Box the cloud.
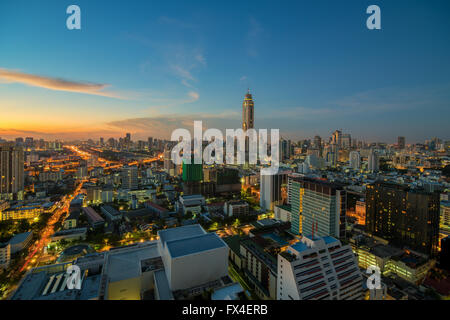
[188,91,200,101]
[246,17,264,57]
[195,54,206,66]
[240,75,247,82]
[106,111,240,140]
[0,68,122,99]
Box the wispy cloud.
[106,111,240,139]
[0,68,123,99]
[246,17,264,57]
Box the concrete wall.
[169,247,229,291]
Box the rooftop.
[101,205,121,216]
[158,224,205,247]
[82,207,104,223]
[106,242,160,283]
[167,233,227,258]
[9,232,32,245]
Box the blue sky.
[0,0,449,143]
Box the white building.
[349,151,361,170]
[260,170,289,212]
[274,205,291,223]
[0,243,11,270]
[277,235,363,300]
[8,231,33,254]
[158,224,229,291]
[367,150,379,172]
[224,200,249,217]
[177,194,205,215]
[14,224,233,300]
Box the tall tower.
[0,143,24,200]
[242,89,254,131]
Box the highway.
[18,181,85,273]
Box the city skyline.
[1,0,450,143]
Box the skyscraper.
[121,165,138,190]
[366,181,440,257]
[242,89,254,131]
[0,143,24,200]
[331,130,342,147]
[398,136,406,149]
[313,135,322,150]
[367,150,379,172]
[289,177,346,239]
[260,170,289,212]
[181,159,203,182]
[289,178,304,235]
[349,151,361,170]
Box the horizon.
[1,0,450,143]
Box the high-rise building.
[398,136,406,149]
[331,130,342,147]
[281,139,291,162]
[289,178,304,235]
[277,235,363,300]
[298,177,347,239]
[349,151,361,170]
[260,170,289,212]
[163,149,175,173]
[0,143,24,200]
[148,137,153,149]
[313,135,322,150]
[121,165,138,190]
[366,181,440,257]
[242,89,255,164]
[24,137,34,149]
[341,134,351,149]
[367,150,379,172]
[242,89,254,131]
[441,237,450,270]
[182,159,203,182]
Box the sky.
[0,0,449,143]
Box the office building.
[224,200,249,217]
[8,231,33,254]
[366,181,440,257]
[440,200,450,232]
[289,177,346,239]
[398,136,406,150]
[0,243,11,270]
[101,205,122,223]
[182,158,203,182]
[260,170,289,212]
[82,207,105,229]
[349,151,361,170]
[367,150,379,172]
[277,235,363,300]
[177,194,205,215]
[0,143,24,200]
[121,166,138,190]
